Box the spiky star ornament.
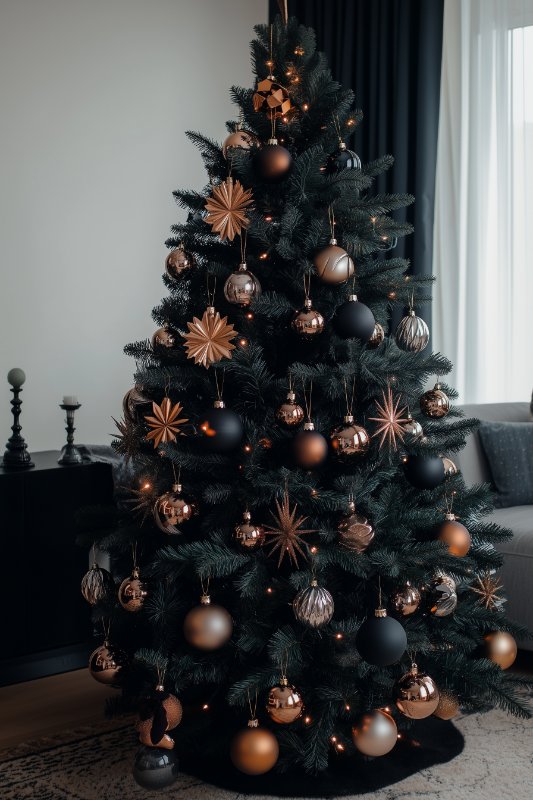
[112,416,143,464]
[144,398,188,448]
[470,574,505,610]
[263,487,316,567]
[183,306,237,367]
[204,177,253,241]
[122,480,159,524]
[369,386,409,450]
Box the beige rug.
[0,706,532,800]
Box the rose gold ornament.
[291,297,325,337]
[482,631,517,669]
[402,412,424,442]
[123,385,150,423]
[368,322,385,348]
[144,398,188,448]
[183,592,233,650]
[276,389,304,427]
[434,690,460,720]
[118,566,148,612]
[89,640,127,686]
[293,579,334,628]
[442,456,458,478]
[420,383,450,418]
[230,718,279,775]
[254,138,292,182]
[352,708,398,757]
[369,386,408,450]
[81,562,114,605]
[151,326,175,349]
[338,499,374,554]
[266,675,304,724]
[427,575,457,617]
[252,77,292,119]
[136,685,183,747]
[263,487,316,568]
[204,177,253,242]
[330,414,370,458]
[437,513,471,557]
[223,262,261,306]
[222,128,259,159]
[165,246,195,279]
[293,421,329,469]
[395,663,440,719]
[138,730,175,749]
[395,308,430,352]
[391,581,421,616]
[234,510,265,550]
[153,483,195,534]
[313,239,355,285]
[182,306,236,367]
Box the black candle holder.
[2,368,34,470]
[58,403,84,465]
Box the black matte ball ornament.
[333,294,375,340]
[254,138,292,182]
[404,454,445,490]
[132,745,180,790]
[326,141,361,173]
[198,400,243,453]
[355,608,407,666]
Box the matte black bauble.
[198,401,243,453]
[355,608,407,666]
[132,745,180,790]
[326,141,361,173]
[254,138,292,182]
[404,454,445,490]
[333,294,375,340]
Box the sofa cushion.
[491,506,533,556]
[478,421,533,507]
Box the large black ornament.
[333,294,375,340]
[132,745,180,790]
[355,608,407,666]
[326,141,361,173]
[404,454,445,490]
[198,400,243,453]
[254,138,292,182]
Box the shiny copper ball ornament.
[153,483,194,535]
[252,78,292,119]
[395,663,440,719]
[222,128,259,158]
[230,719,279,775]
[118,567,148,612]
[292,421,328,469]
[437,513,471,557]
[276,389,304,427]
[89,641,127,686]
[81,562,114,605]
[395,309,430,352]
[391,581,421,616]
[338,499,374,554]
[223,262,262,306]
[442,456,459,478]
[434,690,460,720]
[420,383,450,418]
[291,299,325,337]
[482,631,517,670]
[367,322,385,349]
[330,414,370,458]
[352,708,398,757]
[183,593,233,650]
[266,676,304,724]
[313,239,355,285]
[151,326,175,349]
[165,247,195,279]
[254,138,292,182]
[402,412,424,443]
[427,575,458,617]
[234,510,265,550]
[293,579,334,628]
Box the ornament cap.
[408,308,416,317]
[206,305,216,317]
[172,483,182,493]
[410,662,419,675]
[155,684,165,692]
[304,297,313,310]
[287,390,296,402]
[339,141,347,151]
[329,237,338,246]
[248,717,260,728]
[213,399,225,409]
[200,593,211,605]
[374,607,388,618]
[238,262,248,272]
[267,137,278,146]
[445,512,457,521]
[434,382,442,389]
[243,510,252,522]
[303,421,315,431]
[310,579,318,587]
[132,566,140,579]
[348,293,358,302]
[347,499,356,513]
[279,675,289,687]
[344,413,355,424]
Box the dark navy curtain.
[269,0,444,323]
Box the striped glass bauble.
[293,580,334,628]
[81,562,114,606]
[395,309,429,352]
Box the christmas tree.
[82,15,530,787]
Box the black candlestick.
[3,368,34,470]
[58,403,84,465]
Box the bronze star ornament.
[204,177,253,241]
[369,386,409,450]
[112,416,143,464]
[122,480,159,524]
[144,397,188,448]
[182,306,237,368]
[470,574,504,610]
[263,487,317,568]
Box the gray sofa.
[457,402,533,649]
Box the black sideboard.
[0,451,113,686]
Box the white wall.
[0,0,265,453]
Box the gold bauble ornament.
[330,414,370,458]
[222,128,259,158]
[313,239,355,285]
[165,246,195,279]
[151,326,175,349]
[482,631,517,670]
[352,708,398,757]
[183,593,233,650]
[276,389,304,427]
[434,690,460,720]
[252,77,292,119]
[291,298,325,337]
[118,566,148,612]
[368,322,385,349]
[89,641,127,686]
[437,513,471,557]
[420,383,450,418]
[395,663,439,719]
[153,483,195,535]
[234,510,265,550]
[230,718,279,775]
[223,262,261,306]
[338,499,374,554]
[391,581,421,616]
[266,675,304,724]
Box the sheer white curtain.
[433,0,533,403]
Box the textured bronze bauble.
[81,562,114,605]
[223,262,261,306]
[118,567,148,612]
[338,499,374,554]
[230,721,279,775]
[123,385,151,423]
[266,677,304,724]
[367,322,385,348]
[234,510,265,550]
[395,663,440,719]
[222,128,259,158]
[89,641,127,686]
[391,581,421,616]
[442,456,459,478]
[151,326,176,349]
[153,483,194,535]
[420,383,450,418]
[330,414,370,458]
[292,422,328,469]
[352,708,398,757]
[291,300,325,337]
[293,579,334,628]
[437,514,471,557]
[165,247,195,279]
[395,309,429,352]
[254,138,292,182]
[483,631,517,670]
[183,594,233,650]
[276,389,304,427]
[434,690,460,720]
[427,575,458,617]
[313,239,354,285]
